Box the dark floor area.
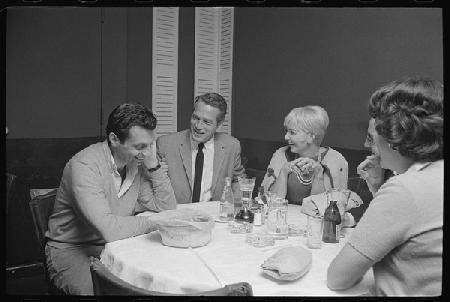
[6,273,48,295]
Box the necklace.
[295,169,314,185]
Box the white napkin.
[301,190,363,227]
[261,246,312,281]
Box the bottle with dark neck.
[322,200,341,243]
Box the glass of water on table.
[238,176,256,201]
[237,176,256,212]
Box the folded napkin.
[301,190,363,216]
[301,190,362,227]
[261,246,312,281]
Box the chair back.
[90,257,165,296]
[90,257,253,296]
[29,191,57,253]
[28,190,65,294]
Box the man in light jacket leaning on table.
[45,103,192,295]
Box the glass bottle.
[234,198,254,233]
[322,200,341,243]
[219,177,234,222]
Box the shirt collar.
[102,140,120,175]
[190,134,214,151]
[407,161,432,173]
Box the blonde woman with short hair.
[261,105,348,204]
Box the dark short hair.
[194,93,227,123]
[368,76,443,162]
[106,103,157,144]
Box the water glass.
[265,196,288,239]
[238,176,256,202]
[306,215,323,249]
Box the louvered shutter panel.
[152,7,179,137]
[217,8,234,134]
[195,8,234,135]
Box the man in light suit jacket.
[157,93,244,203]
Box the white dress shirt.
[191,137,214,203]
[104,143,138,198]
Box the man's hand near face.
[142,142,160,170]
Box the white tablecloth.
[100,201,374,296]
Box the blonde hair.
[284,105,329,145]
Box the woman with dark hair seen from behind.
[327,76,443,296]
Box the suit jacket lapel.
[211,135,226,196]
[179,131,193,188]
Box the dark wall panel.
[100,8,127,137]
[126,8,153,108]
[232,8,443,150]
[6,7,102,138]
[177,7,195,131]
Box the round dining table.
[100,201,374,296]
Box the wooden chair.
[29,191,65,295]
[90,257,253,296]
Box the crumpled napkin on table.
[261,246,312,281]
[301,191,363,227]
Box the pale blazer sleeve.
[232,140,245,183]
[261,147,288,192]
[136,167,177,212]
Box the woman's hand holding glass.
[282,157,320,176]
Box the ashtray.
[227,221,253,234]
[246,233,275,247]
[288,224,306,237]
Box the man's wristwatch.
[147,163,161,172]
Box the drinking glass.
[265,195,288,239]
[326,188,351,238]
[238,176,256,204]
[306,215,323,249]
